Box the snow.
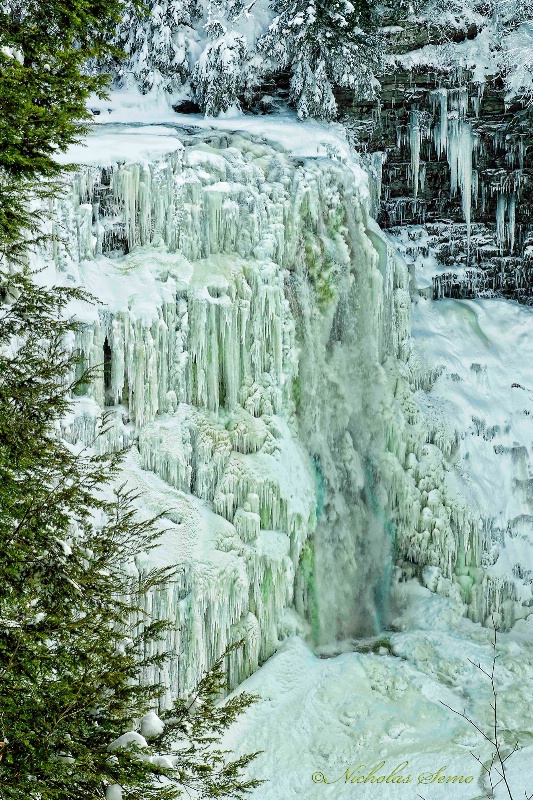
[1,45,24,63]
[56,124,185,167]
[388,26,499,85]
[222,586,533,799]
[140,711,165,739]
[108,731,149,751]
[69,107,369,193]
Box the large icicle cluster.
[345,46,533,302]
[39,125,523,702]
[51,130,326,697]
[399,87,477,240]
[428,86,516,252]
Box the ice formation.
[426,89,475,242]
[398,85,527,264]
[36,122,525,705]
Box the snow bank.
[222,587,533,799]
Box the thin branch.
[439,700,496,747]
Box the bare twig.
[439,615,526,800]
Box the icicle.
[471,169,479,208]
[432,88,448,158]
[234,504,260,543]
[458,123,474,248]
[410,111,421,199]
[368,151,386,218]
[508,194,516,254]
[446,120,474,247]
[419,163,426,195]
[77,204,95,261]
[496,194,507,253]
[519,135,525,170]
[457,86,469,119]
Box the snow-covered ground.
[223,584,533,799]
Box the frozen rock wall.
[341,65,533,303]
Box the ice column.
[496,194,507,253]
[447,120,474,246]
[432,88,448,158]
[410,111,421,199]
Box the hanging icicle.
[410,110,421,199]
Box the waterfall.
[35,125,517,703]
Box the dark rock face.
[338,62,533,304]
[172,100,201,114]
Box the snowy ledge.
[55,102,369,199]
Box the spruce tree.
[0,0,262,796]
[111,0,260,115]
[0,272,261,799]
[258,0,381,120]
[192,21,252,116]
[113,0,202,96]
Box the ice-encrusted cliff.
[36,123,524,702]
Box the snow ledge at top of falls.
[53,106,370,200]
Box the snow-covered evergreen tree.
[495,0,533,100]
[209,0,247,21]
[258,0,380,120]
[192,22,254,115]
[114,0,202,95]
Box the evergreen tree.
[0,0,262,795]
[0,0,128,258]
[113,0,202,96]
[0,271,261,799]
[258,0,381,120]
[192,20,253,116]
[109,0,266,115]
[211,0,247,22]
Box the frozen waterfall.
[35,124,521,704]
